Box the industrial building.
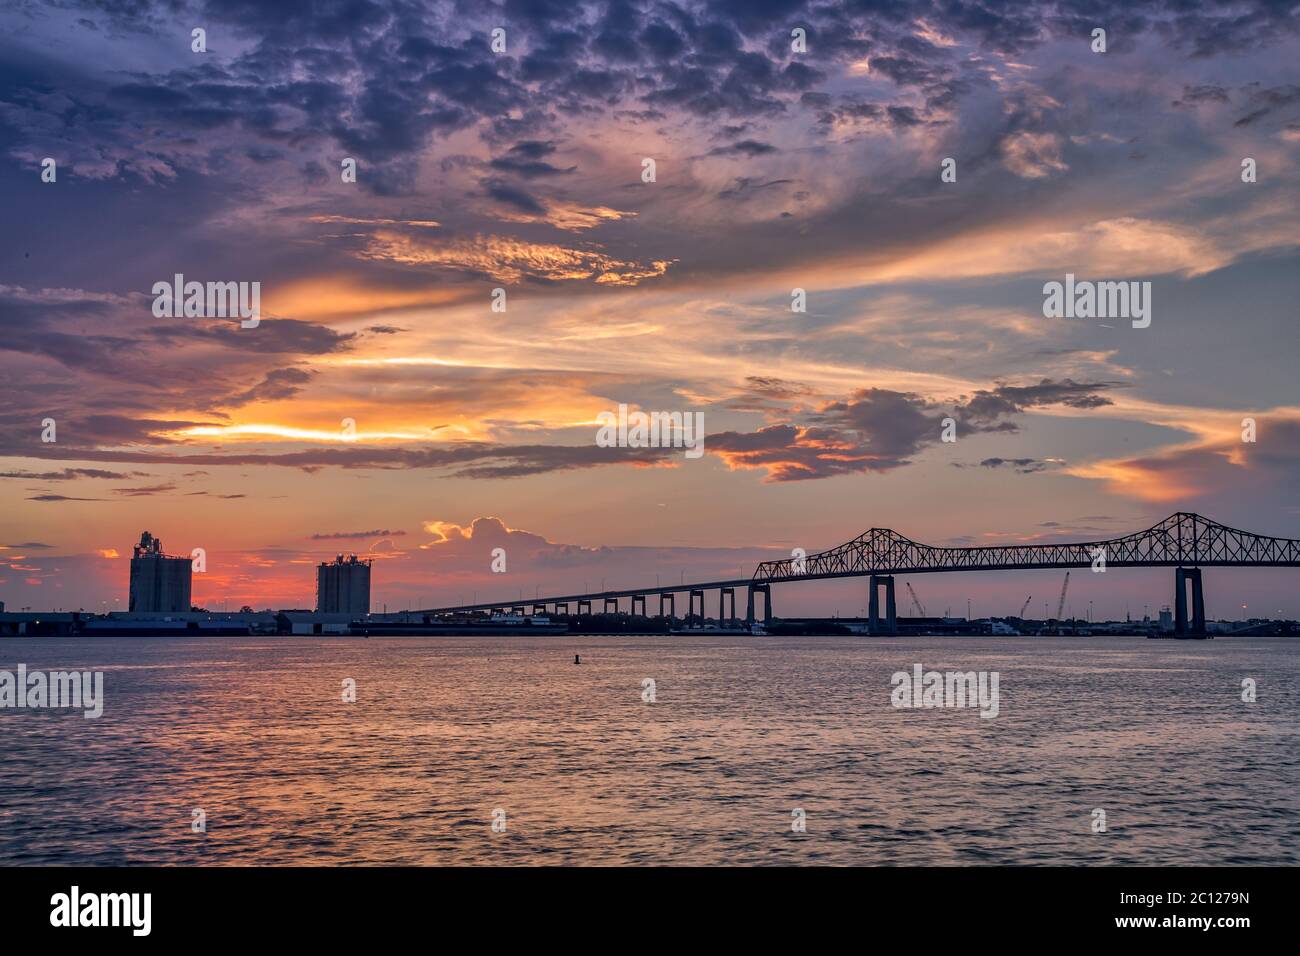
[0,612,82,636]
[128,531,192,613]
[278,611,357,635]
[82,610,280,636]
[315,554,372,615]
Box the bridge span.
[419,513,1300,637]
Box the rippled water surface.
[1,634,1296,865]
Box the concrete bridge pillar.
[578,599,591,615]
[689,589,705,621]
[556,603,569,615]
[632,595,646,616]
[868,575,897,635]
[721,587,735,622]
[1175,567,1206,636]
[659,592,675,618]
[746,585,772,625]
[604,597,618,614]
[532,603,547,615]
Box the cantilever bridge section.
[421,513,1300,637]
[751,512,1300,579]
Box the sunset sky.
[2,0,1298,619]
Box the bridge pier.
[604,597,618,614]
[1174,567,1206,636]
[721,587,736,623]
[688,589,705,621]
[660,592,675,618]
[868,575,897,635]
[532,603,547,616]
[632,595,646,616]
[578,599,591,615]
[556,602,569,615]
[746,584,772,625]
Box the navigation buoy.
[574,654,581,665]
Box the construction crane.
[1046,571,1070,634]
[905,582,926,617]
[1019,595,1033,618]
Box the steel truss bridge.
[421,513,1300,636]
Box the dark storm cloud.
[725,376,817,410]
[1154,3,1300,57]
[0,288,137,369]
[489,140,577,177]
[716,176,793,200]
[1232,83,1300,127]
[0,415,214,451]
[1171,84,1230,108]
[978,457,1052,474]
[448,443,681,479]
[90,440,673,477]
[710,380,1118,481]
[707,139,779,157]
[0,287,370,451]
[519,28,589,82]
[815,388,946,459]
[0,289,116,324]
[145,318,356,354]
[3,277,354,385]
[959,380,1119,425]
[227,367,316,406]
[7,0,1290,229]
[0,328,138,370]
[641,20,687,60]
[482,177,548,215]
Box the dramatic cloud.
[712,380,1117,481]
[3,0,1299,615]
[977,457,1056,474]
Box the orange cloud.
[357,230,673,285]
[267,276,468,321]
[1067,413,1300,503]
